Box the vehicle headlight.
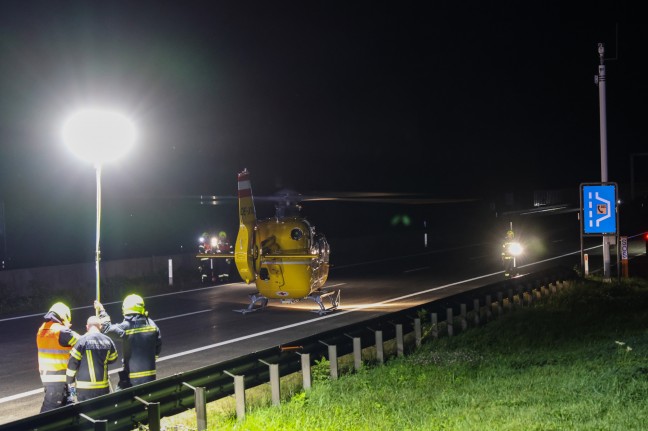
[508,242,523,256]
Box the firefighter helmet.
[122,294,146,315]
[49,302,71,324]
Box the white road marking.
[403,266,430,274]
[3,235,645,404]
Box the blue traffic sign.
[581,183,617,235]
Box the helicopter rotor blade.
[176,191,479,206]
[298,191,480,205]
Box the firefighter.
[95,294,161,389]
[36,302,80,412]
[216,230,232,281]
[66,315,118,402]
[502,229,516,277]
[217,231,230,252]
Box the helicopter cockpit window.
[290,228,303,241]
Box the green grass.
[161,277,648,431]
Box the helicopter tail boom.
[234,170,257,284]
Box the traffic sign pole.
[580,183,618,278]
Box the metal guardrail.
[0,266,577,431]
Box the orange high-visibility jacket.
[37,320,79,383]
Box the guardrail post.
[550,281,557,294]
[79,413,108,431]
[414,318,422,348]
[182,383,207,431]
[460,304,467,331]
[368,327,385,364]
[259,360,281,406]
[345,334,363,371]
[507,289,514,311]
[376,330,384,364]
[485,295,492,321]
[529,284,536,304]
[395,324,404,356]
[431,313,438,339]
[134,396,161,431]
[318,341,338,380]
[473,299,480,326]
[224,371,246,420]
[497,292,503,316]
[298,352,311,390]
[446,308,454,337]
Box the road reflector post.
[168,258,173,286]
[507,289,514,311]
[584,253,589,276]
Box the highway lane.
[0,232,644,424]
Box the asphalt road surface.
[0,228,645,425]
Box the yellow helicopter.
[197,169,337,314]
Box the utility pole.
[595,43,611,279]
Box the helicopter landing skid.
[234,292,269,315]
[307,289,341,316]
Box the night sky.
[1,1,646,268]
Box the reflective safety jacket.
[36,313,80,383]
[100,313,161,384]
[66,331,118,390]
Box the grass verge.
[161,277,648,431]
